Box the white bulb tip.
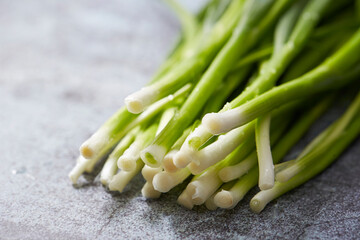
[163,151,179,173]
[202,113,224,134]
[125,97,144,114]
[108,182,117,192]
[214,190,234,209]
[141,166,162,182]
[173,151,192,169]
[141,145,166,168]
[259,168,275,190]
[259,182,274,191]
[189,182,205,205]
[80,144,93,159]
[187,162,202,175]
[100,176,111,186]
[186,182,196,198]
[108,182,124,193]
[68,158,88,184]
[118,157,136,172]
[250,198,266,213]
[152,173,174,193]
[108,174,126,193]
[68,172,79,185]
[141,182,161,199]
[177,191,194,210]
[218,168,233,182]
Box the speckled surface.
[0,1,359,239]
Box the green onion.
[250,92,360,213]
[177,185,195,210]
[141,165,162,183]
[124,0,246,114]
[205,180,236,210]
[218,107,292,183]
[152,168,191,193]
[188,0,331,153]
[99,128,139,185]
[70,0,360,213]
[108,159,144,193]
[141,182,162,199]
[203,28,360,134]
[79,83,191,162]
[118,123,158,172]
[141,0,291,167]
[276,91,360,182]
[215,95,335,209]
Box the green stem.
[273,0,306,55]
[185,106,294,206]
[192,0,329,150]
[163,0,198,41]
[118,123,159,172]
[218,96,334,208]
[255,114,274,190]
[142,0,291,166]
[79,84,191,161]
[228,0,331,109]
[276,91,360,182]
[281,33,349,82]
[100,128,139,185]
[205,29,360,133]
[125,0,246,113]
[205,180,237,210]
[108,159,144,193]
[231,46,273,71]
[201,66,252,115]
[219,111,292,183]
[250,108,360,213]
[150,0,231,82]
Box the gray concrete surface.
[0,1,359,239]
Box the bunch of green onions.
[69,0,360,213]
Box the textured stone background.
[0,1,359,239]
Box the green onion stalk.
[250,91,360,213]
[254,0,302,187]
[70,0,360,213]
[77,83,191,166]
[213,96,334,209]
[76,0,238,164]
[205,180,237,210]
[142,0,293,167]
[124,0,246,114]
[149,0,235,84]
[152,167,191,193]
[178,0,332,172]
[141,182,162,199]
[276,91,360,182]
[203,28,360,134]
[117,123,159,172]
[217,97,334,183]
[108,159,145,193]
[99,128,139,185]
[177,108,292,208]
[177,136,255,209]
[177,102,298,175]
[162,65,252,172]
[106,111,169,192]
[202,0,333,135]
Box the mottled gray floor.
[0,1,359,239]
